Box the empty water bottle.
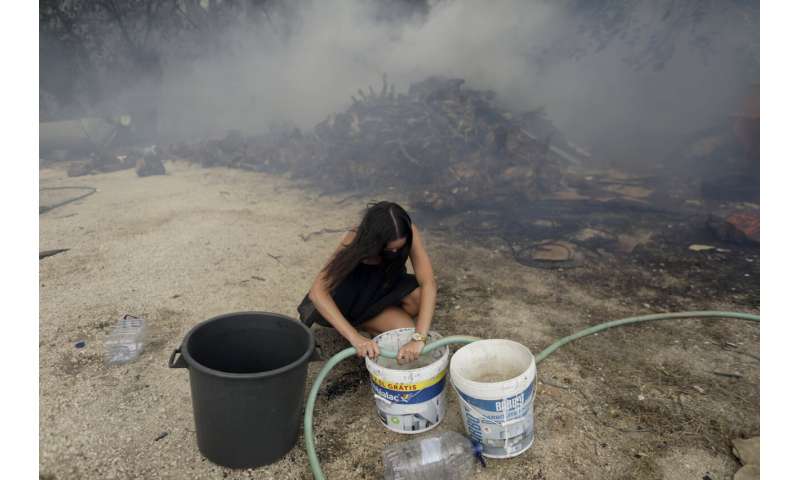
[105,314,147,364]
[382,431,484,480]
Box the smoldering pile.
[41,75,760,273]
[171,76,585,212]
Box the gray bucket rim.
[179,311,314,380]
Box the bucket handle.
[168,348,188,369]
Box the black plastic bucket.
[169,312,314,468]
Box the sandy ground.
[39,161,759,479]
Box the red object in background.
[725,211,760,243]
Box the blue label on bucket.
[455,382,536,458]
[371,374,447,405]
[457,382,534,413]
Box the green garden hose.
[304,311,759,480]
[303,336,480,479]
[535,310,759,363]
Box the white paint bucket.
[365,328,449,434]
[449,339,537,458]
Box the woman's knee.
[401,287,421,317]
[362,306,414,334]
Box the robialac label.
[369,368,448,433]
[370,369,447,404]
[456,382,536,458]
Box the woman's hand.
[351,334,380,359]
[397,340,425,364]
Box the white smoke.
[156,0,758,162]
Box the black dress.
[297,261,419,327]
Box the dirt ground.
[39,161,759,479]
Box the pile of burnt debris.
[169,76,590,212]
[61,145,166,178]
[39,115,167,178]
[41,76,759,268]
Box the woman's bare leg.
[360,306,415,336]
[400,287,421,317]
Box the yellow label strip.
[370,368,447,392]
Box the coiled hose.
[39,186,97,214]
[304,310,760,480]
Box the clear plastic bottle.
[105,314,147,364]
[382,431,484,480]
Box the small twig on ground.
[40,249,70,260]
[723,348,760,361]
[300,228,348,242]
[710,370,743,379]
[656,366,675,377]
[266,253,282,265]
[540,378,571,390]
[734,351,760,361]
[334,193,362,205]
[714,340,759,361]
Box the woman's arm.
[308,231,379,358]
[408,223,437,337]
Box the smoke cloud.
[153,0,758,163]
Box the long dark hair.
[323,201,413,290]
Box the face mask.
[382,249,403,262]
